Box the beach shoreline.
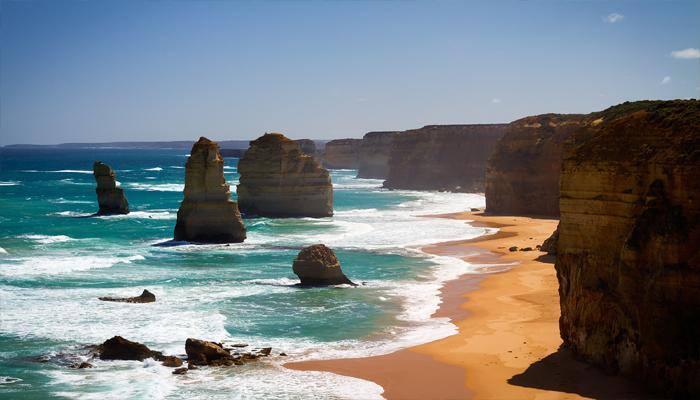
[286,211,647,399]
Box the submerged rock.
[97,336,159,361]
[161,355,183,368]
[292,244,355,286]
[172,367,188,375]
[98,289,156,303]
[185,338,234,366]
[237,133,333,217]
[174,137,246,243]
[93,161,129,215]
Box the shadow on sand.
[508,346,663,400]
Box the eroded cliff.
[555,100,700,397]
[383,125,506,192]
[356,131,398,179]
[237,133,333,217]
[322,139,361,169]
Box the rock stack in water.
[555,100,700,397]
[322,138,362,169]
[174,137,246,243]
[237,133,333,217]
[356,131,398,179]
[293,244,355,286]
[93,161,129,215]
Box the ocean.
[0,148,491,399]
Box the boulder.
[174,137,246,243]
[97,336,159,361]
[99,289,156,303]
[172,367,188,375]
[556,100,700,397]
[185,338,234,366]
[383,124,507,192]
[292,244,355,286]
[161,356,183,368]
[237,133,333,217]
[93,161,129,215]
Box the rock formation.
[356,131,398,179]
[295,139,318,158]
[383,125,507,192]
[93,161,129,215]
[292,244,355,286]
[174,137,246,243]
[237,133,333,217]
[99,289,156,303]
[322,138,362,169]
[97,336,160,361]
[485,114,590,216]
[555,100,700,397]
[540,226,558,255]
[185,338,236,366]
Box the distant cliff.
[383,125,507,192]
[485,114,590,216]
[322,139,361,169]
[356,131,398,179]
[556,100,700,397]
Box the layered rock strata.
[356,131,398,179]
[322,138,362,169]
[485,115,590,216]
[555,100,700,397]
[383,125,507,192]
[292,244,355,286]
[93,161,129,215]
[174,137,246,243]
[237,133,333,217]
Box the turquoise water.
[0,148,488,399]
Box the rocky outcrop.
[356,131,398,179]
[237,133,333,217]
[555,100,700,397]
[540,226,558,255]
[295,139,318,157]
[185,338,235,366]
[99,289,156,303]
[97,336,161,361]
[174,137,246,243]
[93,161,129,215]
[322,138,361,169]
[292,244,355,286]
[485,115,590,216]
[383,125,507,192]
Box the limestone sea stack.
[383,124,507,192]
[93,161,129,215]
[555,100,700,397]
[322,138,361,169]
[356,131,398,179]
[237,133,333,217]
[174,137,246,243]
[292,244,355,286]
[485,114,590,216]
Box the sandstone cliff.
[174,137,246,243]
[322,138,361,169]
[556,100,700,397]
[237,133,333,217]
[93,161,129,215]
[383,125,506,192]
[356,131,398,179]
[485,114,590,216]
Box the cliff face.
[356,131,398,179]
[383,125,506,192]
[322,139,361,169]
[556,100,700,397]
[174,137,246,243]
[237,133,333,217]
[93,161,129,215]
[485,114,590,216]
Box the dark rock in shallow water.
[185,338,235,366]
[172,367,188,375]
[98,289,156,303]
[161,355,183,367]
[70,362,93,369]
[174,137,246,243]
[97,336,160,361]
[292,244,355,286]
[93,161,129,215]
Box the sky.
[1,0,698,145]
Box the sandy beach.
[287,212,648,399]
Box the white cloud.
[603,13,624,23]
[661,76,671,85]
[671,48,700,59]
[491,98,502,104]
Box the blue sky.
[1,0,698,145]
